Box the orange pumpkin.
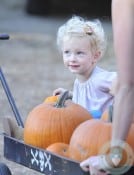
[46,142,69,158]
[44,95,59,103]
[24,91,92,149]
[68,119,134,162]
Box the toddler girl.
[53,16,117,118]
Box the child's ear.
[94,51,101,61]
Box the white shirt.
[72,66,117,115]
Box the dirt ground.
[0,2,116,175]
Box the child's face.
[62,36,99,80]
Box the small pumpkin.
[101,105,134,123]
[68,119,134,162]
[46,142,69,158]
[24,91,92,149]
[101,105,113,122]
[44,95,59,103]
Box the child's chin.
[70,70,79,74]
[69,68,79,73]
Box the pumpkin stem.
[55,91,70,108]
[108,105,113,122]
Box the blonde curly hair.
[57,15,107,58]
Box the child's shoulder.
[93,66,117,80]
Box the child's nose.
[69,53,76,61]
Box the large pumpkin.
[24,91,92,149]
[68,119,134,162]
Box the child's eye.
[64,50,69,54]
[77,51,84,55]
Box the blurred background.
[0,0,115,174]
[25,0,112,17]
